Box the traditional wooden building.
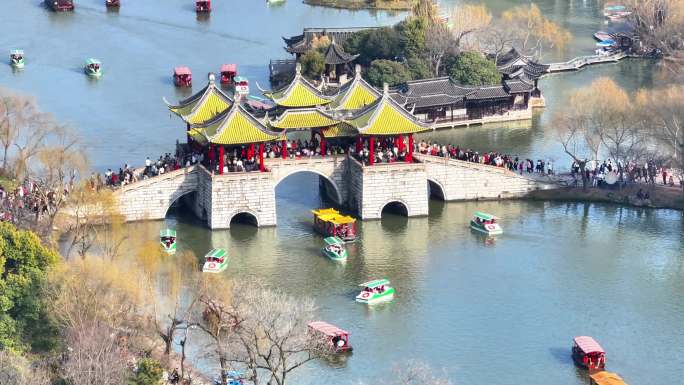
[283,27,377,58]
[321,40,359,85]
[389,76,536,125]
[188,103,285,173]
[495,48,548,97]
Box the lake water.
[3,1,683,385]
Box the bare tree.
[627,0,684,61]
[499,3,572,59]
[393,361,452,385]
[0,89,36,173]
[448,4,493,52]
[63,322,129,385]
[228,281,323,385]
[424,24,455,76]
[0,350,50,385]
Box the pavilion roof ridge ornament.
[208,72,216,85]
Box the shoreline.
[303,0,414,11]
[526,185,684,211]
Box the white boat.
[469,211,503,235]
[202,248,229,273]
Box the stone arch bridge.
[114,154,555,229]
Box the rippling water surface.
[3,1,683,384]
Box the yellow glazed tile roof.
[320,122,358,138]
[265,65,332,108]
[348,94,431,136]
[167,82,233,124]
[331,73,381,110]
[270,108,340,129]
[191,104,284,146]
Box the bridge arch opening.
[165,190,199,220]
[274,170,343,206]
[380,201,409,217]
[230,212,259,227]
[427,179,445,200]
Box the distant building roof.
[323,40,359,65]
[495,48,549,81]
[283,27,378,54]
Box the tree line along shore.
[304,0,415,11]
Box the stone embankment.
[527,184,684,211]
[303,0,414,11]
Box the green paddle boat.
[84,58,102,78]
[202,248,228,273]
[356,279,395,304]
[322,236,347,261]
[159,229,177,254]
[10,50,24,69]
[469,211,503,235]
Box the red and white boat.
[572,336,606,371]
[220,64,237,85]
[45,0,74,11]
[196,0,211,12]
[307,321,353,353]
[174,67,192,87]
[105,0,120,7]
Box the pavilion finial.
[354,64,361,78]
[383,82,389,96]
[295,62,302,76]
[208,72,216,84]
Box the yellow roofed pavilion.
[263,64,333,108]
[166,75,233,125]
[269,108,340,130]
[189,104,284,146]
[345,86,432,136]
[330,66,381,110]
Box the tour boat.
[84,59,102,78]
[159,229,177,254]
[590,372,627,385]
[233,76,250,96]
[105,0,120,7]
[596,39,616,47]
[308,321,353,353]
[9,50,24,69]
[356,279,395,304]
[202,248,228,273]
[593,31,613,42]
[196,0,211,13]
[312,208,357,243]
[469,211,502,235]
[267,0,286,4]
[45,0,74,11]
[220,64,237,85]
[213,371,244,385]
[572,336,606,371]
[321,236,348,261]
[174,67,192,87]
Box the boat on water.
[160,229,177,254]
[469,211,502,235]
[105,0,120,7]
[233,75,250,97]
[356,279,395,304]
[593,31,613,42]
[196,0,211,12]
[9,50,24,69]
[321,236,347,261]
[202,248,228,273]
[45,0,74,11]
[174,66,192,87]
[220,64,237,85]
[572,336,606,371]
[312,208,357,243]
[590,372,628,385]
[308,321,353,353]
[213,371,243,385]
[84,59,102,78]
[603,4,631,20]
[267,0,286,4]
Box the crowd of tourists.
[0,179,65,224]
[571,159,682,188]
[414,140,555,175]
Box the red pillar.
[320,135,326,157]
[259,143,265,172]
[218,145,224,175]
[398,134,404,152]
[249,143,255,160]
[407,134,414,163]
[282,139,287,159]
[356,136,363,153]
[369,136,375,166]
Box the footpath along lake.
[2,1,682,384]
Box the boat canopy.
[308,321,349,337]
[221,64,237,73]
[312,208,356,225]
[323,236,344,246]
[10,50,23,55]
[359,279,390,288]
[160,229,176,238]
[86,58,101,65]
[590,371,627,385]
[605,5,626,11]
[205,248,227,259]
[597,39,616,47]
[473,211,497,221]
[175,66,192,75]
[574,336,605,354]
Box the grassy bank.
[527,184,684,211]
[303,0,415,11]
